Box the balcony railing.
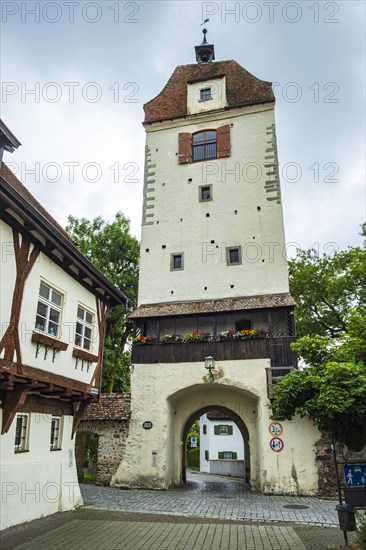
[132,336,297,367]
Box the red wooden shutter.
[178,133,192,164]
[217,125,231,158]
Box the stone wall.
[77,420,130,486]
[315,437,343,498]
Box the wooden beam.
[1,384,31,434]
[71,401,90,439]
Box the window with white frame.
[223,451,233,460]
[50,417,62,450]
[219,425,228,435]
[35,281,63,337]
[74,305,94,350]
[14,414,29,452]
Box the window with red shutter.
[178,125,230,164]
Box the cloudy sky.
[1,0,365,253]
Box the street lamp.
[204,356,216,381]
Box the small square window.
[170,253,184,271]
[219,425,228,435]
[199,185,212,202]
[223,451,233,460]
[14,414,29,452]
[226,246,242,266]
[200,88,212,101]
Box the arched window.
[192,130,217,161]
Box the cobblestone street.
[2,472,358,549]
[81,471,339,526]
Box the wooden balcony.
[132,336,297,367]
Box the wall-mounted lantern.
[204,356,216,381]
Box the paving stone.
[81,471,339,527]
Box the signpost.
[269,437,284,452]
[343,464,366,488]
[269,421,283,436]
[190,436,197,448]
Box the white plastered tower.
[112,31,320,494]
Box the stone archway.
[181,405,250,483]
[167,382,261,490]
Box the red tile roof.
[82,393,131,421]
[144,60,274,124]
[206,410,230,420]
[130,293,296,319]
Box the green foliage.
[289,224,366,338]
[66,212,139,392]
[271,334,366,451]
[275,226,366,451]
[187,447,200,469]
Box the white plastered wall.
[0,220,100,384]
[138,104,289,305]
[112,360,320,495]
[0,408,82,530]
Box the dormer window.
[193,130,217,161]
[200,88,212,101]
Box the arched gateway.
[111,31,321,495]
[180,402,250,483]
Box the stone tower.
[113,32,320,494]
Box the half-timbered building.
[0,120,129,529]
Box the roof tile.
[130,293,296,318]
[144,60,274,124]
[82,393,131,421]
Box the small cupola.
[195,28,215,64]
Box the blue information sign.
[343,464,366,488]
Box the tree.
[270,335,366,451]
[288,223,366,338]
[66,212,139,392]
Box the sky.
[1,0,365,254]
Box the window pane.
[39,282,50,299]
[193,144,205,161]
[76,322,83,335]
[85,312,93,324]
[193,132,204,143]
[35,315,46,332]
[48,321,59,336]
[49,308,60,324]
[84,338,91,350]
[206,131,216,141]
[37,302,47,317]
[15,416,22,447]
[206,143,217,159]
[200,88,211,100]
[201,187,211,200]
[77,306,84,320]
[84,327,92,340]
[229,249,239,263]
[51,290,62,306]
[173,255,182,269]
